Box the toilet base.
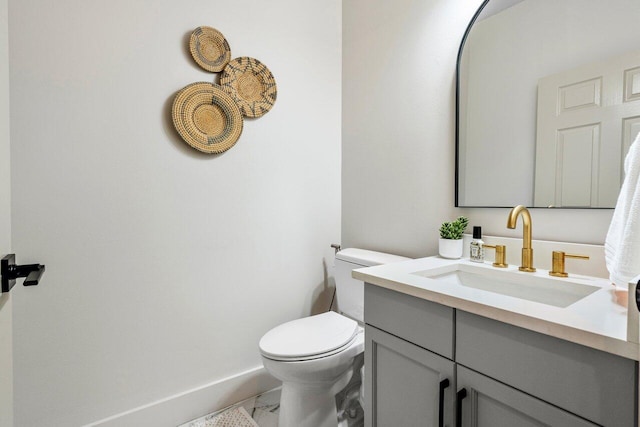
[278,367,353,427]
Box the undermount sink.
[412,263,600,308]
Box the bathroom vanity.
[355,257,638,427]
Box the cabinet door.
[456,366,598,427]
[365,325,454,427]
[457,310,636,426]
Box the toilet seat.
[259,311,358,362]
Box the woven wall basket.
[189,26,231,72]
[220,57,277,118]
[172,82,243,154]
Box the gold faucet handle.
[483,244,508,268]
[549,251,589,277]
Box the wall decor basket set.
[172,26,277,154]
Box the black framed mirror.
[456,0,640,208]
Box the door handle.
[1,254,46,293]
[24,264,45,286]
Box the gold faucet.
[506,205,536,272]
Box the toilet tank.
[334,248,410,322]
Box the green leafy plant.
[439,216,469,240]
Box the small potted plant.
[439,216,469,259]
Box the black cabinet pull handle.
[439,378,450,427]
[635,280,640,312]
[456,388,468,427]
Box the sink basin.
[413,263,600,308]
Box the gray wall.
[342,0,614,258]
[342,0,469,257]
[8,0,342,425]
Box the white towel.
[605,134,640,289]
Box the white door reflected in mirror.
[535,50,640,208]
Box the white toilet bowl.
[259,248,410,427]
[259,311,364,427]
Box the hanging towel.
[605,133,640,289]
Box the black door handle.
[439,378,450,427]
[456,388,468,427]
[24,265,45,286]
[1,254,46,292]
[635,280,640,312]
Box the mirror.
[456,0,640,208]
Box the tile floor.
[184,389,281,427]
[181,355,365,427]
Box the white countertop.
[354,256,639,361]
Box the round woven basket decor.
[189,26,231,72]
[220,57,277,118]
[172,82,243,154]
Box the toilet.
[259,248,410,427]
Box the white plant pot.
[439,238,463,259]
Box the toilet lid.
[259,311,358,360]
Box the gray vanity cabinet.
[364,284,638,427]
[456,366,597,427]
[364,284,456,427]
[365,325,455,427]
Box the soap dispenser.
[470,226,484,262]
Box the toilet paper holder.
[1,254,45,293]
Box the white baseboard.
[85,366,280,427]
